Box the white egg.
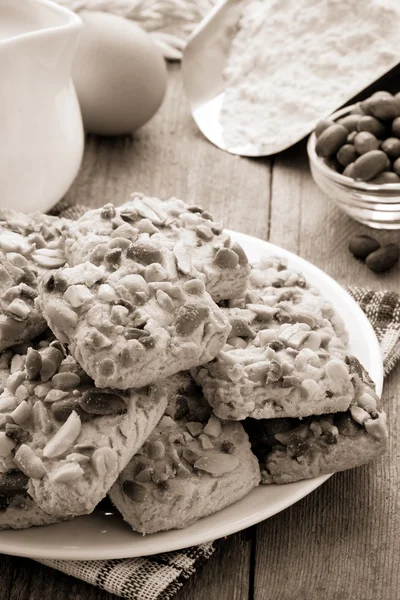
[72,11,168,136]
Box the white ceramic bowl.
[308,105,400,229]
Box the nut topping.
[199,434,214,449]
[7,299,30,320]
[350,405,370,425]
[158,416,176,430]
[50,397,85,423]
[79,390,127,415]
[213,248,239,269]
[135,467,153,483]
[52,372,81,391]
[98,283,118,302]
[5,424,29,444]
[91,447,118,477]
[148,440,166,460]
[32,401,52,434]
[25,348,42,380]
[63,284,93,308]
[6,371,26,395]
[175,303,210,335]
[132,198,166,225]
[123,479,148,502]
[11,400,31,425]
[40,347,63,382]
[14,445,46,479]
[221,441,235,454]
[144,264,167,283]
[186,422,203,437]
[194,453,239,476]
[100,203,117,219]
[195,225,214,240]
[99,358,116,378]
[0,432,16,457]
[126,241,162,265]
[173,460,191,478]
[247,304,275,322]
[230,242,249,265]
[182,279,205,295]
[45,300,78,334]
[266,360,283,383]
[49,462,84,483]
[156,289,175,312]
[0,471,29,496]
[173,242,192,275]
[325,359,349,381]
[43,411,82,459]
[364,416,388,439]
[203,415,222,438]
[31,248,66,269]
[229,316,255,339]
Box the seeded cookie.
[228,255,347,343]
[37,263,231,389]
[0,209,67,351]
[62,193,250,301]
[108,373,260,533]
[193,259,365,420]
[0,338,167,525]
[245,358,387,483]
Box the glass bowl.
[307,105,400,229]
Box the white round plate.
[0,232,383,560]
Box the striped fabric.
[33,202,400,600]
[38,542,218,600]
[346,287,400,377]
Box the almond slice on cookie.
[0,337,167,527]
[108,373,260,534]
[62,194,250,302]
[193,259,369,420]
[244,362,387,484]
[37,262,231,389]
[0,209,68,351]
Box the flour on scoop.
[220,0,400,155]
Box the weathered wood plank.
[175,530,254,600]
[0,556,17,600]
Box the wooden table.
[1,64,399,600]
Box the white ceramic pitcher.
[0,0,84,213]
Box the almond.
[49,462,84,483]
[91,447,118,477]
[43,411,82,458]
[14,444,46,479]
[194,453,239,476]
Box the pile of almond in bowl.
[316,91,400,183]
[0,195,388,534]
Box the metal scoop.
[181,0,254,156]
[182,0,308,157]
[182,0,400,157]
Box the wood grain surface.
[1,64,399,600]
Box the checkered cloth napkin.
[31,201,400,599]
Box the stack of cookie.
[0,195,388,533]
